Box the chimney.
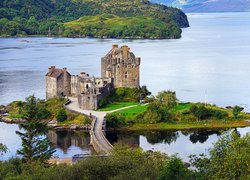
[48,66,55,71]
[63,67,67,72]
[112,44,118,49]
[122,45,129,59]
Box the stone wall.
[101,45,140,88]
[71,75,79,96]
[46,76,57,99]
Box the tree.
[232,105,244,119]
[106,113,125,128]
[190,104,210,120]
[190,132,250,180]
[16,95,55,163]
[158,156,190,180]
[0,143,7,155]
[156,91,177,109]
[56,108,67,122]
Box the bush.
[158,156,190,180]
[190,104,211,120]
[106,113,125,128]
[213,110,228,119]
[136,102,170,124]
[56,109,67,122]
[36,107,51,120]
[232,105,244,119]
[108,86,151,102]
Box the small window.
[125,72,128,79]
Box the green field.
[113,104,148,121]
[125,120,250,131]
[97,101,140,111]
[64,14,181,38]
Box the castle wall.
[101,45,140,88]
[46,77,57,99]
[78,94,99,110]
[62,70,71,96]
[71,75,79,96]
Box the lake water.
[1,13,250,111]
[1,13,250,160]
[0,122,249,161]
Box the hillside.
[0,0,189,39]
[63,14,182,39]
[151,0,250,12]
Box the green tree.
[156,90,177,109]
[190,104,210,120]
[0,143,8,155]
[16,95,55,163]
[106,113,125,128]
[232,105,243,119]
[56,108,67,122]
[158,156,190,180]
[139,102,170,123]
[190,132,250,180]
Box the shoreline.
[118,121,250,131]
[2,115,249,132]
[0,35,181,40]
[0,115,90,131]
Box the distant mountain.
[151,0,250,12]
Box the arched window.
[125,72,128,79]
[86,84,89,89]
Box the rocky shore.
[0,114,90,131]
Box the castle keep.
[101,45,140,88]
[46,45,141,110]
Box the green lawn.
[114,104,148,121]
[97,102,140,111]
[123,120,250,131]
[172,103,193,112]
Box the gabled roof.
[46,68,64,78]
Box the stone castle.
[46,45,141,110]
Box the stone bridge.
[64,97,112,153]
[64,97,138,154]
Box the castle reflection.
[47,130,92,153]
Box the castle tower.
[45,66,71,99]
[101,45,141,88]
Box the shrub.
[106,113,125,128]
[136,102,170,124]
[159,156,190,180]
[190,104,211,120]
[232,105,244,119]
[56,109,67,122]
[36,107,51,120]
[213,110,228,119]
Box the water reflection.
[106,127,249,161]
[47,130,93,156]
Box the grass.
[122,120,250,131]
[8,114,24,119]
[57,115,91,126]
[114,104,148,121]
[97,102,140,111]
[171,103,193,113]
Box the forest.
[0,0,189,38]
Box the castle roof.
[104,45,136,59]
[46,67,70,78]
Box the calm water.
[1,13,250,110]
[0,122,249,161]
[1,13,250,160]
